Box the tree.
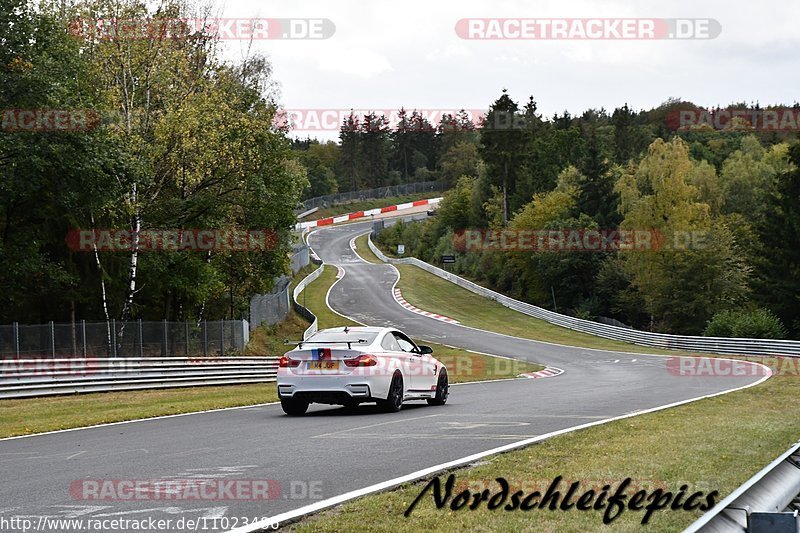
[360,112,390,186]
[615,138,751,333]
[437,110,479,154]
[718,135,782,223]
[439,141,480,187]
[612,103,636,164]
[300,146,338,198]
[479,90,526,225]
[390,109,437,181]
[0,0,124,323]
[0,0,307,327]
[338,111,362,191]
[753,143,800,337]
[576,125,619,225]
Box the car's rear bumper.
[277,381,375,404]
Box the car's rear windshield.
[307,330,378,345]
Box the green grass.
[302,264,544,382]
[0,384,278,438]
[0,259,540,439]
[358,236,696,356]
[290,235,800,532]
[309,193,440,221]
[354,232,381,264]
[245,264,318,355]
[245,310,310,355]
[304,265,359,328]
[295,373,798,532]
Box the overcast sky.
[214,0,800,140]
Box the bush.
[703,308,787,339]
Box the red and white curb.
[518,367,564,379]
[296,197,442,230]
[392,288,459,324]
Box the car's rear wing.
[284,339,369,349]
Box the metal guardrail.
[0,357,278,399]
[686,440,800,532]
[292,264,324,340]
[367,234,800,357]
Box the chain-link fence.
[0,319,249,359]
[249,276,291,331]
[300,180,444,212]
[290,244,310,274]
[248,244,312,331]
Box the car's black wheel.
[427,370,449,406]
[281,397,309,416]
[379,372,404,413]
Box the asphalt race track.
[0,218,768,532]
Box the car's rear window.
[307,330,378,345]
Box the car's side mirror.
[418,345,433,355]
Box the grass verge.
[294,372,799,532]
[303,264,544,383]
[0,257,542,438]
[0,384,278,438]
[292,233,799,532]
[2,266,320,439]
[358,236,694,356]
[354,233,381,264]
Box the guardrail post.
[202,320,208,357]
[111,319,117,358]
[162,319,168,356]
[184,320,189,356]
[137,319,143,358]
[49,321,55,358]
[81,320,86,357]
[220,320,225,356]
[13,322,19,359]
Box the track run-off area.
[0,216,769,533]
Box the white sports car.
[277,326,449,415]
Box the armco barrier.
[296,197,442,230]
[292,264,324,340]
[367,234,800,357]
[0,356,278,399]
[686,439,800,532]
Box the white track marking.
[518,367,565,379]
[391,288,459,324]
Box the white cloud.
[217,0,800,140]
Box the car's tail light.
[279,355,300,368]
[344,354,378,367]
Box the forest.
[3,0,797,340]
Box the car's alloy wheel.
[427,370,449,406]
[380,373,403,413]
[281,397,309,416]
